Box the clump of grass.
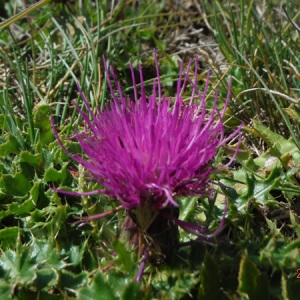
[202,0,300,134]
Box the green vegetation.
[0,0,300,299]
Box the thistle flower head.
[52,51,242,250]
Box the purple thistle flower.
[51,51,242,278]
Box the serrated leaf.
[238,256,269,299]
[221,120,300,213]
[19,143,59,175]
[107,272,127,298]
[20,151,40,167]
[252,120,300,166]
[48,206,67,240]
[64,245,83,266]
[8,199,35,216]
[59,270,88,289]
[43,148,57,169]
[77,272,116,300]
[261,238,300,270]
[0,134,20,157]
[252,120,290,155]
[121,281,143,300]
[178,196,198,221]
[1,172,31,196]
[0,227,19,240]
[33,105,52,131]
[44,163,69,184]
[281,271,300,300]
[0,248,36,285]
[30,181,40,204]
[44,167,61,182]
[0,284,13,300]
[39,129,55,146]
[251,166,282,203]
[34,105,55,144]
[0,227,19,250]
[31,240,66,270]
[35,268,58,290]
[198,252,227,299]
[114,240,135,273]
[222,166,282,212]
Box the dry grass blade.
[0,0,50,30]
[283,3,300,33]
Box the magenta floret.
[53,53,241,213]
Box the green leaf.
[178,196,198,221]
[0,226,19,240]
[59,270,88,289]
[68,244,85,266]
[121,281,143,300]
[198,252,228,299]
[0,227,19,250]
[113,240,135,273]
[44,163,69,184]
[251,120,300,167]
[77,272,116,300]
[29,180,40,204]
[1,172,31,196]
[107,272,127,298]
[33,104,52,131]
[8,199,35,216]
[48,206,67,240]
[222,166,282,213]
[0,284,13,300]
[17,289,62,300]
[238,256,269,299]
[32,240,66,270]
[0,248,36,285]
[250,166,282,204]
[20,151,40,168]
[0,134,20,157]
[39,129,55,146]
[281,271,300,300]
[19,142,55,172]
[33,105,55,145]
[35,268,58,290]
[44,167,61,182]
